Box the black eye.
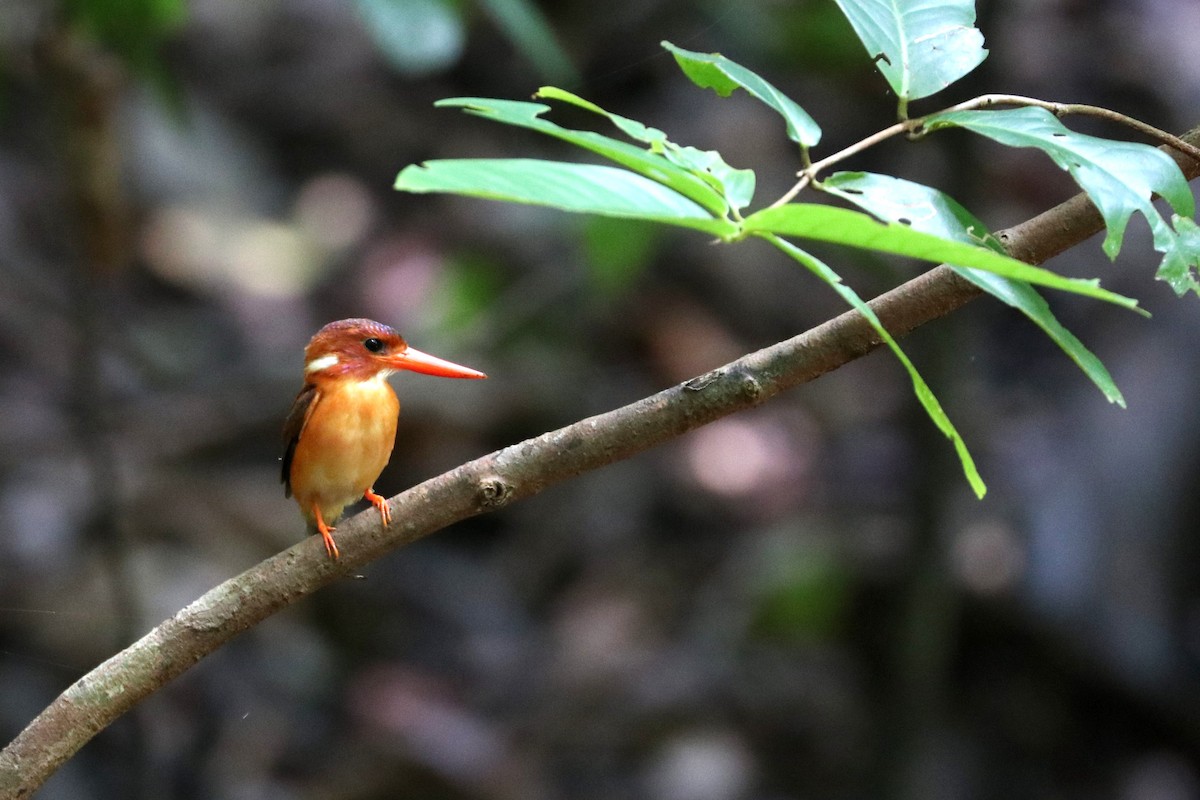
[363,337,385,353]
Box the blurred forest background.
[3,0,1200,798]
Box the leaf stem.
[768,119,913,208]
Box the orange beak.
[386,347,487,380]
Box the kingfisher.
[282,318,486,559]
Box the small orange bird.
[282,318,486,559]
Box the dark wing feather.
[281,383,320,497]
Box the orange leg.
[364,487,392,528]
[311,503,340,560]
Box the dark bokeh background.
[3,0,1200,798]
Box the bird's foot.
[312,504,340,560]
[364,488,392,528]
[319,525,340,560]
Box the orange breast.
[288,376,400,525]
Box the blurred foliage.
[434,251,506,333]
[355,0,465,77]
[581,217,660,296]
[354,0,576,81]
[3,1,1200,798]
[772,2,865,72]
[62,0,184,74]
[477,0,577,84]
[752,545,852,643]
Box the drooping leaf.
[743,203,1143,312]
[923,107,1200,294]
[1159,215,1200,296]
[534,87,756,212]
[763,234,986,497]
[395,158,737,236]
[823,171,1125,405]
[661,41,822,147]
[832,0,987,104]
[436,97,729,216]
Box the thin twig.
[769,120,914,208]
[770,95,1200,208]
[946,94,1200,164]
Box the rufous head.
[303,318,486,382]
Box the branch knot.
[736,369,764,402]
[477,475,515,509]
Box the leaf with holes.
[832,0,987,103]
[923,106,1200,295]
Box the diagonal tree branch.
[2,129,1198,799]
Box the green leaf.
[822,171,1000,248]
[1159,215,1200,296]
[743,203,1144,313]
[823,171,1125,405]
[437,97,730,216]
[661,41,822,147]
[534,87,757,212]
[534,87,668,146]
[954,268,1126,405]
[763,234,986,498]
[923,107,1200,294]
[660,145,756,212]
[832,0,987,103]
[395,158,738,236]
